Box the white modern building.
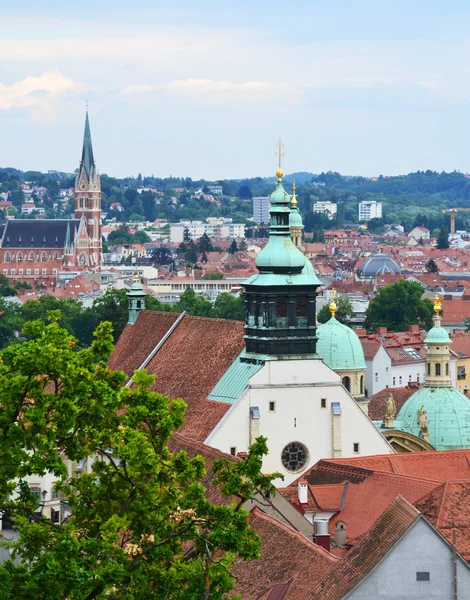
[313,200,337,220]
[170,219,245,243]
[359,200,383,221]
[252,196,270,224]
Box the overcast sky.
[0,0,469,180]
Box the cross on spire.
[275,137,285,180]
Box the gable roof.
[109,310,246,441]
[313,496,420,600]
[230,507,337,600]
[414,480,470,560]
[281,463,438,544]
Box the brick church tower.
[74,110,102,269]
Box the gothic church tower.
[74,110,102,269]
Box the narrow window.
[436,363,441,376]
[230,447,237,457]
[416,572,430,582]
[446,363,449,376]
[353,443,360,453]
[399,376,402,384]
[375,373,378,383]
[269,401,275,412]
[321,398,326,409]
[428,362,431,376]
[393,377,396,386]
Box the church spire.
[79,109,95,180]
[424,295,451,387]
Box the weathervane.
[274,137,285,180]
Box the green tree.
[203,272,224,280]
[183,227,190,242]
[174,288,213,317]
[365,280,434,332]
[317,295,353,326]
[108,226,133,246]
[229,239,238,254]
[238,185,252,200]
[0,274,16,297]
[131,230,152,244]
[0,297,23,348]
[197,232,213,252]
[213,293,245,321]
[0,319,278,599]
[437,226,450,249]
[425,258,439,273]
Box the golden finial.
[434,294,442,313]
[134,273,139,282]
[274,137,285,180]
[291,181,297,207]
[330,288,337,317]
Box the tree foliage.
[317,295,353,326]
[437,226,450,250]
[0,319,278,599]
[365,280,434,331]
[425,258,439,273]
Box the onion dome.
[289,182,304,228]
[316,292,366,371]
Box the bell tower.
[242,140,322,360]
[74,109,102,269]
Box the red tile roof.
[313,496,420,600]
[414,480,470,560]
[230,507,337,600]
[109,311,246,441]
[281,464,437,544]
[321,449,470,481]
[368,387,415,420]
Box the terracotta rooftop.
[415,480,470,560]
[281,464,437,544]
[368,387,415,420]
[320,449,470,481]
[230,507,337,600]
[109,310,246,441]
[313,496,420,600]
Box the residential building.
[409,225,430,241]
[252,196,270,224]
[359,200,383,221]
[313,200,337,220]
[207,185,223,196]
[170,219,245,243]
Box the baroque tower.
[74,110,102,269]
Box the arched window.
[342,376,351,392]
[53,252,59,260]
[78,252,88,266]
[360,375,364,395]
[41,252,47,262]
[17,252,23,262]
[136,300,141,309]
[29,252,35,261]
[5,252,11,262]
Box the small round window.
[281,442,308,472]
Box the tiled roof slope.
[368,387,415,420]
[111,311,246,441]
[313,496,420,600]
[281,465,438,543]
[320,449,470,481]
[230,507,337,600]
[108,311,180,375]
[415,480,470,560]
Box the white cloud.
[121,77,302,105]
[0,70,83,111]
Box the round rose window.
[281,442,308,472]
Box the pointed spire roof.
[79,109,95,179]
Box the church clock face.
[78,252,87,266]
[281,442,308,473]
[81,184,86,190]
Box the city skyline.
[0,1,469,179]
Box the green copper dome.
[316,316,366,371]
[425,325,451,344]
[395,386,470,450]
[289,206,303,227]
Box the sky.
[0,0,469,180]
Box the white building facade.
[313,201,337,220]
[359,200,383,221]
[252,196,270,224]
[170,220,245,243]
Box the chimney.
[314,519,331,552]
[409,325,419,333]
[377,327,387,335]
[298,480,308,504]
